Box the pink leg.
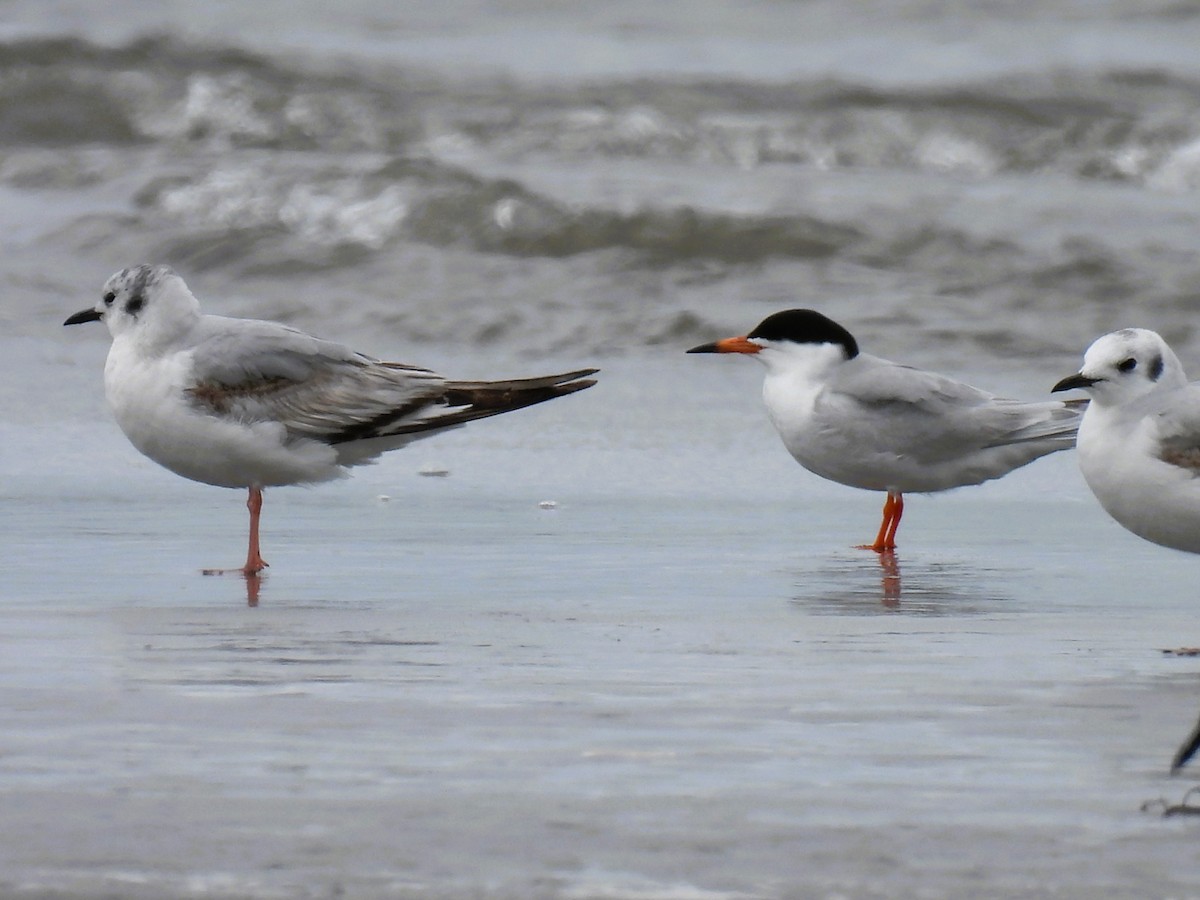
[243,486,268,575]
[201,487,269,583]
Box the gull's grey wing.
[187,315,377,381]
[183,315,597,448]
[820,356,1080,465]
[1152,384,1200,474]
[184,315,450,442]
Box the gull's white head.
[64,264,200,346]
[1053,328,1188,407]
[686,309,859,378]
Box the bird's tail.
[985,397,1088,449]
[387,368,598,435]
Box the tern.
[689,309,1083,552]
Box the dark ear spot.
[1150,354,1164,381]
[125,294,145,315]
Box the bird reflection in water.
[877,551,901,607]
[792,552,1004,615]
[204,567,263,607]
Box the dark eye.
[103,291,116,306]
[1117,358,1137,373]
[125,294,144,315]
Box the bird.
[687,309,1084,552]
[1052,327,1200,554]
[64,264,597,577]
[1053,329,1200,775]
[1171,715,1200,774]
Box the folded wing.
[826,359,1083,466]
[184,315,597,454]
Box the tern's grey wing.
[1152,384,1200,474]
[833,356,998,410]
[823,358,1079,464]
[184,316,449,441]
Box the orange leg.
[882,492,904,551]
[242,486,269,575]
[858,491,903,553]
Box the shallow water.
[7,0,1200,896]
[3,355,1200,897]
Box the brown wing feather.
[189,352,596,446]
[355,368,599,440]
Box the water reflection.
[114,609,446,693]
[789,551,1012,615]
[878,551,901,607]
[245,572,262,606]
[202,568,264,606]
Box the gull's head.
[64,264,200,344]
[686,309,859,377]
[1052,328,1187,407]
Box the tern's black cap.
[747,309,859,359]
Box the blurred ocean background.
[4,0,1200,364]
[5,3,1200,898]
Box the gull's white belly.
[103,344,340,489]
[1077,416,1200,554]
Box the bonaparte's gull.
[1054,328,1200,772]
[1053,327,1200,554]
[64,264,597,576]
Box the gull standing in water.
[65,264,597,577]
[1053,327,1200,554]
[689,309,1084,552]
[1053,327,1200,772]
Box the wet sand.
[3,354,1200,898]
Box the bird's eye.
[1117,358,1137,373]
[103,291,116,306]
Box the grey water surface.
[4,1,1200,896]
